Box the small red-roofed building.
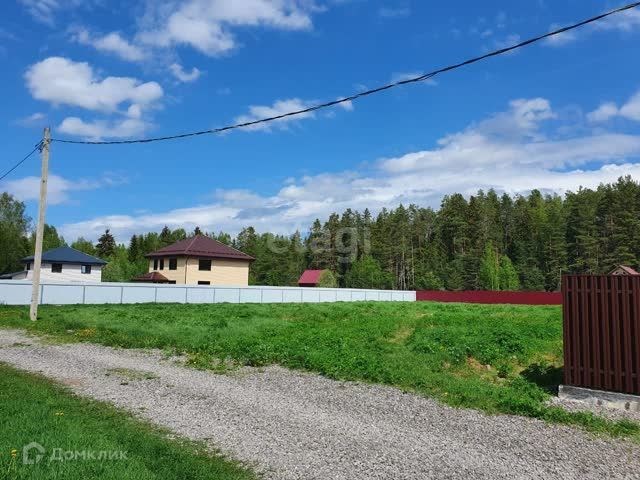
[609,265,640,276]
[298,270,327,287]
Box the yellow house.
[139,235,254,286]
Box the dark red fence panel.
[563,275,640,395]
[416,290,562,305]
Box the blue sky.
[1,0,640,242]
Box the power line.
[0,141,43,182]
[1,3,637,178]
[49,1,640,146]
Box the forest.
[1,176,639,292]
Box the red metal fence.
[562,275,640,395]
[416,290,562,305]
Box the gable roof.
[145,235,254,261]
[298,270,325,285]
[22,246,107,266]
[609,265,640,276]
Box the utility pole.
[29,127,50,322]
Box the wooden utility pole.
[29,127,50,321]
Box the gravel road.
[1,329,639,480]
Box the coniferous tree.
[53,176,640,287]
[159,226,173,247]
[96,229,116,258]
[128,235,140,262]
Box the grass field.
[0,363,255,480]
[1,301,638,439]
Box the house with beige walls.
[0,246,106,282]
[135,235,254,286]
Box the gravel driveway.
[1,329,639,480]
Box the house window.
[81,265,92,274]
[199,259,212,271]
[153,259,158,270]
[51,263,62,273]
[159,259,165,270]
[25,263,31,271]
[169,258,177,270]
[198,281,210,285]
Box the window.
[169,258,177,270]
[81,265,92,274]
[153,259,158,270]
[51,263,62,273]
[25,263,31,271]
[199,259,212,271]
[159,259,165,270]
[198,281,210,285]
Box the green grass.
[0,363,255,480]
[1,302,639,440]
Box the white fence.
[0,280,416,306]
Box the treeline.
[2,176,639,291]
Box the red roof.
[298,270,325,285]
[610,265,640,276]
[146,235,254,261]
[132,272,170,283]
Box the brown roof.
[145,235,254,261]
[132,272,170,283]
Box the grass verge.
[1,301,639,440]
[0,363,255,480]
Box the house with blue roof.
[0,246,107,283]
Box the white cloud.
[544,10,640,48]
[337,98,353,111]
[587,102,619,123]
[18,0,89,26]
[587,90,640,123]
[378,7,410,19]
[72,29,147,62]
[169,63,202,83]
[15,112,47,127]
[25,57,163,112]
[57,96,640,242]
[234,98,315,131]
[1,174,99,205]
[595,9,640,33]
[391,72,438,86]
[489,33,521,52]
[57,116,150,140]
[621,91,640,122]
[543,24,578,47]
[137,0,318,57]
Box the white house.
[0,246,107,283]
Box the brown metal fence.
[562,275,640,395]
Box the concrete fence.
[0,280,416,306]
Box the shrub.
[317,270,338,288]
